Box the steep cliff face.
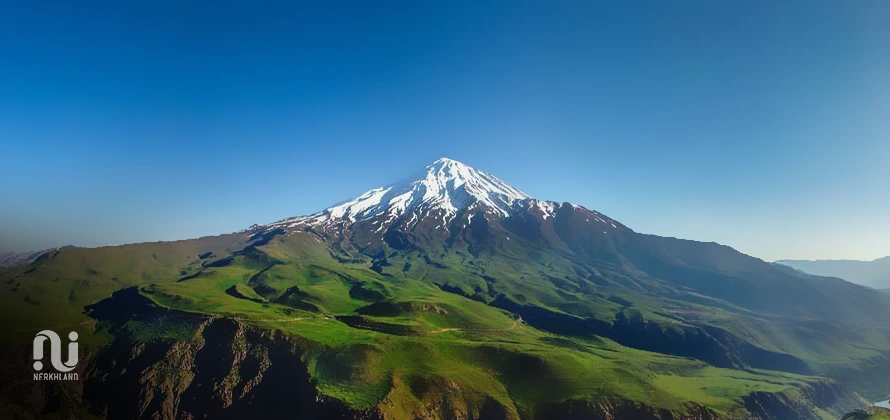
[82,319,377,419]
[79,288,381,419]
[533,398,721,420]
[742,380,866,420]
[829,354,890,402]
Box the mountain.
[1,158,887,419]
[295,157,533,223]
[263,157,625,260]
[0,248,54,267]
[0,246,78,268]
[777,257,890,289]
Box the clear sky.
[1,1,888,261]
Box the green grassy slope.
[0,226,871,419]
[0,232,249,343]
[131,234,831,418]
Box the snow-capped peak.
[270,158,532,229]
[328,157,529,221]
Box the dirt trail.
[428,316,523,335]
[227,316,307,323]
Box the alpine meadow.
[3,158,890,419]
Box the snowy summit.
[261,158,621,239]
[326,157,530,221]
[269,158,540,228]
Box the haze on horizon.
[1,1,888,262]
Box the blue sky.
[1,1,888,261]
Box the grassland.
[0,228,879,418]
[140,263,818,418]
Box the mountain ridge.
[2,158,888,419]
[778,256,890,263]
[776,257,890,289]
[0,246,74,267]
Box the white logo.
[32,330,79,380]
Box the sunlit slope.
[0,227,858,418]
[124,233,838,418]
[0,232,249,341]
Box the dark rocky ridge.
[534,399,721,420]
[742,380,864,420]
[83,288,381,419]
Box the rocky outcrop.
[841,406,890,419]
[83,318,380,419]
[828,353,890,401]
[81,288,381,419]
[534,398,721,420]
[742,380,865,420]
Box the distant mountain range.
[776,257,890,289]
[0,247,70,267]
[2,158,887,419]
